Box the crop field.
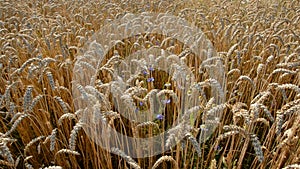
[0,0,299,169]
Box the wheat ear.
[152,155,178,169]
[110,147,141,169]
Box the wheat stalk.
[185,132,202,157]
[0,142,14,164]
[5,114,29,136]
[152,155,178,169]
[23,85,33,112]
[69,122,83,151]
[29,94,43,111]
[24,136,45,156]
[250,134,264,162]
[43,166,63,169]
[49,128,58,151]
[282,164,300,169]
[55,149,80,156]
[46,71,56,90]
[54,96,69,114]
[58,113,77,125]
[110,147,141,169]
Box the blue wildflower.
[145,2,150,10]
[162,99,171,104]
[147,77,154,82]
[139,101,143,106]
[142,70,148,75]
[156,114,164,120]
[149,66,154,71]
[214,145,221,151]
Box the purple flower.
[156,114,164,120]
[214,145,221,151]
[162,99,171,104]
[139,101,143,106]
[142,70,148,75]
[147,77,154,82]
[148,66,154,71]
[135,108,139,113]
[145,3,150,10]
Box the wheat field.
[0,0,300,169]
